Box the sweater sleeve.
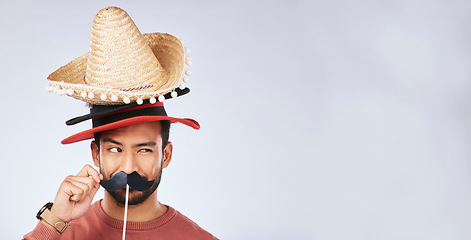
[23,221,62,240]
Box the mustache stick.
[100,171,155,192]
[122,184,129,240]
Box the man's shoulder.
[165,206,218,239]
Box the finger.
[67,179,94,201]
[76,164,101,183]
[76,164,100,181]
[89,180,100,200]
[57,178,100,204]
[66,176,95,196]
[69,176,96,188]
[59,180,89,202]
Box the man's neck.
[100,190,168,222]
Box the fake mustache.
[100,171,155,192]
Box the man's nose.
[121,151,137,174]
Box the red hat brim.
[61,115,200,144]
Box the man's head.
[91,120,172,205]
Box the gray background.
[1,0,471,239]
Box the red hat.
[62,90,199,144]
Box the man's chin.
[109,191,138,206]
[108,185,157,206]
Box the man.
[23,6,217,239]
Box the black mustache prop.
[100,171,155,192]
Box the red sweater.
[24,201,217,240]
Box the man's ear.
[91,141,100,168]
[162,141,173,168]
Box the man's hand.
[50,164,102,223]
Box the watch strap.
[39,207,70,233]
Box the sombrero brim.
[47,32,186,105]
[62,115,200,144]
[66,88,190,126]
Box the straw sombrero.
[46,6,199,144]
[46,6,192,105]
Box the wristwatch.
[36,202,70,233]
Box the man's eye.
[139,149,152,153]
[109,147,122,153]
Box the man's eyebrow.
[101,138,123,146]
[135,142,157,147]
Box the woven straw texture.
[47,7,185,105]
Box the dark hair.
[94,120,171,151]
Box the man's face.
[91,121,172,205]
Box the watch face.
[36,202,53,220]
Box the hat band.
[92,106,167,128]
